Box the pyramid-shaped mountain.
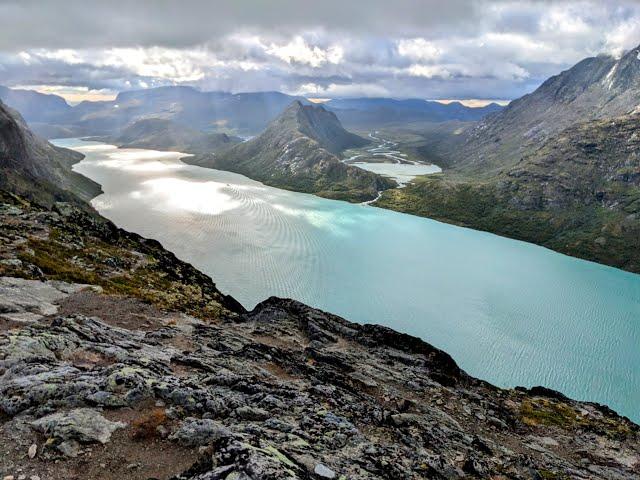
[187,101,394,202]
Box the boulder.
[31,408,124,445]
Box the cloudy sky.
[0,0,639,104]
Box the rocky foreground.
[1,194,639,480]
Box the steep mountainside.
[186,101,395,202]
[108,118,242,153]
[0,100,100,204]
[275,100,370,154]
[377,45,640,272]
[454,46,640,174]
[378,113,640,271]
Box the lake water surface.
[56,138,640,421]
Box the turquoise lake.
[55,138,640,421]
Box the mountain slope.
[0,85,72,124]
[108,118,242,153]
[454,46,640,174]
[375,45,640,272]
[0,100,100,204]
[378,112,640,271]
[186,101,395,202]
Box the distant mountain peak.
[111,117,242,152]
[269,101,368,154]
[187,101,392,201]
[114,85,203,103]
[452,44,640,172]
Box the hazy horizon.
[4,83,513,108]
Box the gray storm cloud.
[0,0,639,101]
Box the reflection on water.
[55,138,640,421]
[351,161,442,186]
[138,178,242,215]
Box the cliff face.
[0,191,639,480]
[0,100,101,204]
[187,101,394,202]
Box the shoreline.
[52,137,640,423]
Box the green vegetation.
[377,114,640,273]
[18,230,227,319]
[519,397,635,440]
[0,192,237,319]
[520,398,580,428]
[537,469,570,480]
[186,101,395,203]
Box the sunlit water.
[56,138,640,421]
[343,132,442,185]
[351,161,441,186]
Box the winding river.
[55,138,640,421]
[343,132,442,186]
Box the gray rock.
[31,408,124,445]
[0,277,95,323]
[0,259,22,267]
[235,406,269,421]
[57,440,81,458]
[314,463,336,479]
[169,418,231,447]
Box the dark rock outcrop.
[0,99,101,204]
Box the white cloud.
[97,47,209,82]
[1,1,639,101]
[605,18,640,58]
[266,36,344,67]
[397,38,441,61]
[34,48,84,65]
[293,82,390,98]
[407,64,451,79]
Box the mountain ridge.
[186,101,396,202]
[105,118,243,153]
[327,97,503,129]
[378,45,640,272]
[453,46,640,174]
[0,99,101,204]
[0,85,503,138]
